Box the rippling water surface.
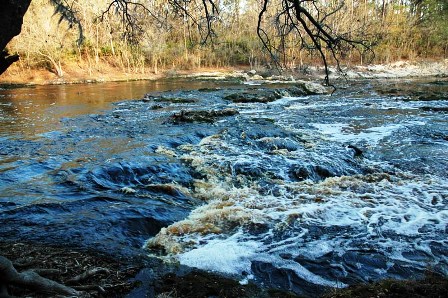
[1,77,447,295]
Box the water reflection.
[0,79,229,138]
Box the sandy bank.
[0,60,447,86]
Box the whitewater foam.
[145,85,448,290]
[178,231,260,276]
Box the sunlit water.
[1,78,447,295]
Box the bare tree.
[58,0,373,84]
[0,0,373,79]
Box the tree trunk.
[0,0,32,75]
[0,51,19,75]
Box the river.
[0,77,447,296]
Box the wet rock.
[224,89,283,103]
[150,104,163,110]
[297,81,331,95]
[284,86,307,96]
[232,161,265,177]
[289,164,337,182]
[170,108,239,123]
[314,165,333,179]
[289,164,313,181]
[347,144,363,157]
[255,137,300,152]
[224,86,311,103]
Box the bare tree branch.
[51,0,84,45]
[257,0,374,85]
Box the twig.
[72,284,106,293]
[67,267,110,284]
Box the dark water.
[0,79,233,254]
[0,77,447,295]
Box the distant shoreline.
[0,59,447,87]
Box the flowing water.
[0,77,447,295]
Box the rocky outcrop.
[223,84,327,103]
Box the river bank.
[0,59,447,86]
[0,61,236,86]
[1,241,446,297]
[0,241,301,297]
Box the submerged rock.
[419,106,448,113]
[169,108,239,123]
[197,87,221,92]
[143,94,197,103]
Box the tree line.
[2,0,447,78]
